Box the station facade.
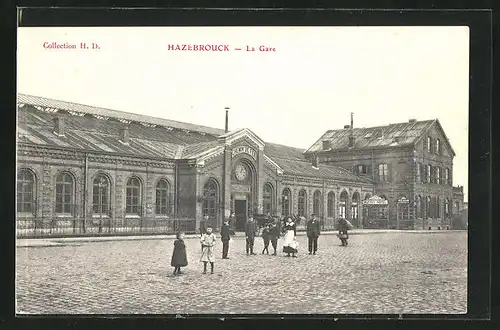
[16,94,374,235]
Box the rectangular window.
[436,167,441,184]
[427,137,432,153]
[427,165,432,183]
[416,163,421,182]
[378,164,388,182]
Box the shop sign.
[398,197,410,204]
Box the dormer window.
[355,164,367,175]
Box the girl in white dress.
[282,217,298,257]
[200,226,216,274]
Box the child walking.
[261,224,271,254]
[200,226,216,274]
[171,232,188,275]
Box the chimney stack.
[348,113,355,147]
[119,126,129,144]
[224,107,229,133]
[312,155,319,168]
[53,116,65,136]
[409,118,417,123]
[344,125,350,129]
[348,136,355,148]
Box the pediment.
[217,128,265,151]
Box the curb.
[16,230,466,248]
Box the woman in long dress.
[282,217,298,257]
[200,226,216,274]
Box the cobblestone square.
[16,231,467,314]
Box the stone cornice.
[281,174,372,189]
[17,143,176,168]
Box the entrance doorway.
[234,200,247,231]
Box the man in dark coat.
[245,217,257,255]
[268,220,280,255]
[306,214,321,255]
[220,219,235,259]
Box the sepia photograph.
[16,24,469,315]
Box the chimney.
[119,126,129,144]
[348,136,355,148]
[224,107,229,133]
[344,125,350,129]
[409,118,417,123]
[348,112,355,147]
[53,116,65,136]
[322,140,332,150]
[312,155,319,168]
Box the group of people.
[170,213,341,275]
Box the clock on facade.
[235,163,248,181]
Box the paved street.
[16,231,467,314]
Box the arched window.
[126,177,142,215]
[17,169,35,213]
[351,192,360,221]
[416,162,421,182]
[445,168,450,185]
[425,196,431,218]
[202,179,219,219]
[282,188,291,217]
[55,172,74,214]
[414,196,420,219]
[263,183,273,215]
[436,139,441,155]
[155,179,171,216]
[327,192,335,218]
[92,174,110,215]
[427,136,432,153]
[426,164,432,183]
[313,190,322,217]
[436,197,441,218]
[298,189,307,217]
[436,167,441,185]
[339,191,348,218]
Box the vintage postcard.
[16,24,469,315]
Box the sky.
[17,26,469,201]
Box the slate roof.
[17,94,225,136]
[17,94,372,184]
[305,120,437,154]
[263,143,371,183]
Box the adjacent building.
[304,115,459,230]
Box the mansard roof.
[305,119,448,154]
[17,93,372,184]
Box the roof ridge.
[327,119,435,132]
[18,93,226,136]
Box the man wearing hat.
[245,216,257,255]
[220,218,235,259]
[306,214,321,255]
